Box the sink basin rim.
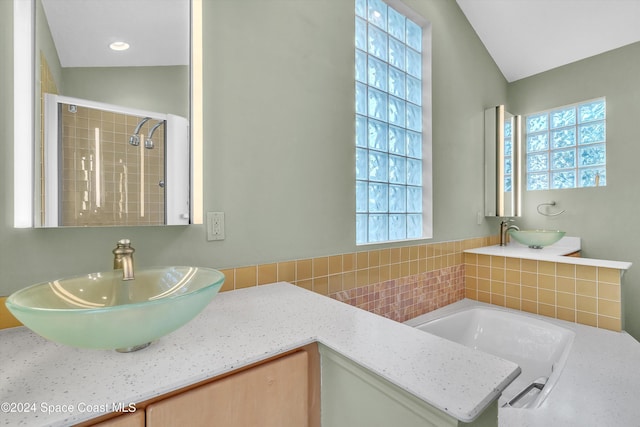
[4,266,226,350]
[508,229,566,248]
[6,266,225,314]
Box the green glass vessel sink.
[5,267,225,351]
[509,230,566,249]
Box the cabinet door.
[146,351,309,427]
[89,411,144,427]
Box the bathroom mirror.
[484,105,522,217]
[14,0,203,227]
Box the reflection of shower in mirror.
[129,117,151,147]
[42,94,188,227]
[145,121,165,149]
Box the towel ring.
[537,201,565,217]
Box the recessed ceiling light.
[109,41,130,51]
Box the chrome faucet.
[500,219,519,246]
[113,239,135,280]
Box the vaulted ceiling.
[456,0,640,82]
[42,0,640,80]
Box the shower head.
[145,120,165,149]
[129,117,151,146]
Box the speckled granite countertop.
[465,237,632,270]
[0,282,520,426]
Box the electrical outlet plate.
[207,212,225,241]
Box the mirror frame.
[13,0,203,228]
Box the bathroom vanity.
[1,283,518,427]
[87,345,317,427]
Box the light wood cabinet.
[90,412,144,427]
[146,350,309,426]
[84,345,319,427]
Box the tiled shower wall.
[59,106,165,226]
[40,52,59,224]
[40,50,165,226]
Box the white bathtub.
[406,300,575,409]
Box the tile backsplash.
[219,237,495,323]
[0,235,624,333]
[464,252,622,331]
[1,237,490,330]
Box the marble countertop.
[465,237,632,270]
[0,283,520,426]
[406,299,640,427]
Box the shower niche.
[43,95,189,227]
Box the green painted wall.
[1,0,506,297]
[507,42,640,339]
[61,66,189,117]
[5,1,638,339]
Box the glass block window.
[525,98,606,191]
[355,0,424,244]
